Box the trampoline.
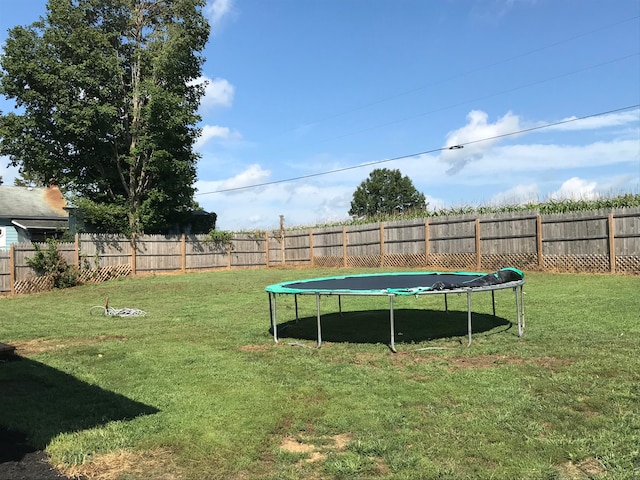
[265,268,525,352]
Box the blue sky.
[1,0,639,231]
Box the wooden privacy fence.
[0,207,639,295]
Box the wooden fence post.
[475,218,481,270]
[74,233,80,269]
[608,213,616,273]
[227,242,232,270]
[131,233,137,275]
[536,215,543,270]
[181,234,186,273]
[379,222,385,267]
[309,228,314,267]
[424,218,430,267]
[280,215,285,265]
[342,226,347,267]
[9,244,15,296]
[265,231,270,267]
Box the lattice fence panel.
[616,256,640,274]
[382,253,426,268]
[427,253,476,271]
[79,265,132,284]
[481,254,538,272]
[347,255,381,268]
[543,254,610,273]
[14,275,55,295]
[313,256,344,268]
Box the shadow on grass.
[273,308,513,346]
[0,355,159,462]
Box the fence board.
[80,234,131,268]
[1,207,639,296]
[283,231,310,265]
[429,215,476,254]
[383,219,426,255]
[0,250,9,295]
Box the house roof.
[0,186,68,219]
[11,219,69,230]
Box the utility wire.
[196,104,640,196]
[277,15,640,137]
[317,52,640,144]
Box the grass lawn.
[1,268,639,479]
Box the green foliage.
[0,0,211,234]
[349,168,427,219]
[12,168,47,187]
[318,192,640,229]
[25,239,79,288]
[71,197,131,234]
[428,193,640,217]
[237,229,267,240]
[205,229,233,249]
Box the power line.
[196,104,640,196]
[276,15,640,137]
[315,52,639,144]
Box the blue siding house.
[0,186,69,250]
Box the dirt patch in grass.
[558,458,606,479]
[280,433,352,464]
[60,448,182,480]
[12,336,127,356]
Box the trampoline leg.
[467,290,472,347]
[295,294,299,322]
[444,294,448,314]
[389,295,397,353]
[520,286,526,332]
[491,290,496,316]
[339,295,343,316]
[515,285,525,336]
[316,294,322,348]
[270,293,278,344]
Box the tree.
[0,0,210,234]
[13,168,47,187]
[349,168,427,219]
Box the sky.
[1,0,639,231]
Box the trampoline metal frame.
[267,280,525,352]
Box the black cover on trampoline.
[274,268,523,294]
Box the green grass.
[1,268,639,479]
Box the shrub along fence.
[1,207,638,295]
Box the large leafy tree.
[349,168,427,219]
[0,0,210,233]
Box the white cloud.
[191,105,639,231]
[190,75,235,109]
[489,183,540,205]
[439,110,521,173]
[204,77,234,108]
[466,139,639,177]
[436,108,640,177]
[205,0,235,30]
[194,168,358,230]
[195,125,241,150]
[198,164,271,196]
[549,177,600,201]
[547,109,640,131]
